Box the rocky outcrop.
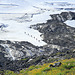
[40,21,75,47]
[0,40,62,61]
[0,40,39,60]
[50,12,75,22]
[49,62,62,67]
[30,12,75,49]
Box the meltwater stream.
[1,44,15,60]
[5,45,15,60]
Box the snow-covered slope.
[65,20,75,28]
[0,0,75,13]
[0,0,75,46]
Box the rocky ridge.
[30,12,75,48]
[0,12,75,71]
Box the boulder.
[53,62,62,67]
[50,12,75,22]
[49,62,62,67]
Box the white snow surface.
[65,20,75,28]
[0,0,75,46]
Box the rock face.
[0,12,75,71]
[40,21,75,47]
[50,12,75,22]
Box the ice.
[0,13,48,46]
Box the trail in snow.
[0,11,51,46]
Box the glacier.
[0,0,75,46]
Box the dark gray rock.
[49,62,62,67]
[53,62,62,67]
[50,12,75,22]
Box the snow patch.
[65,20,75,28]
